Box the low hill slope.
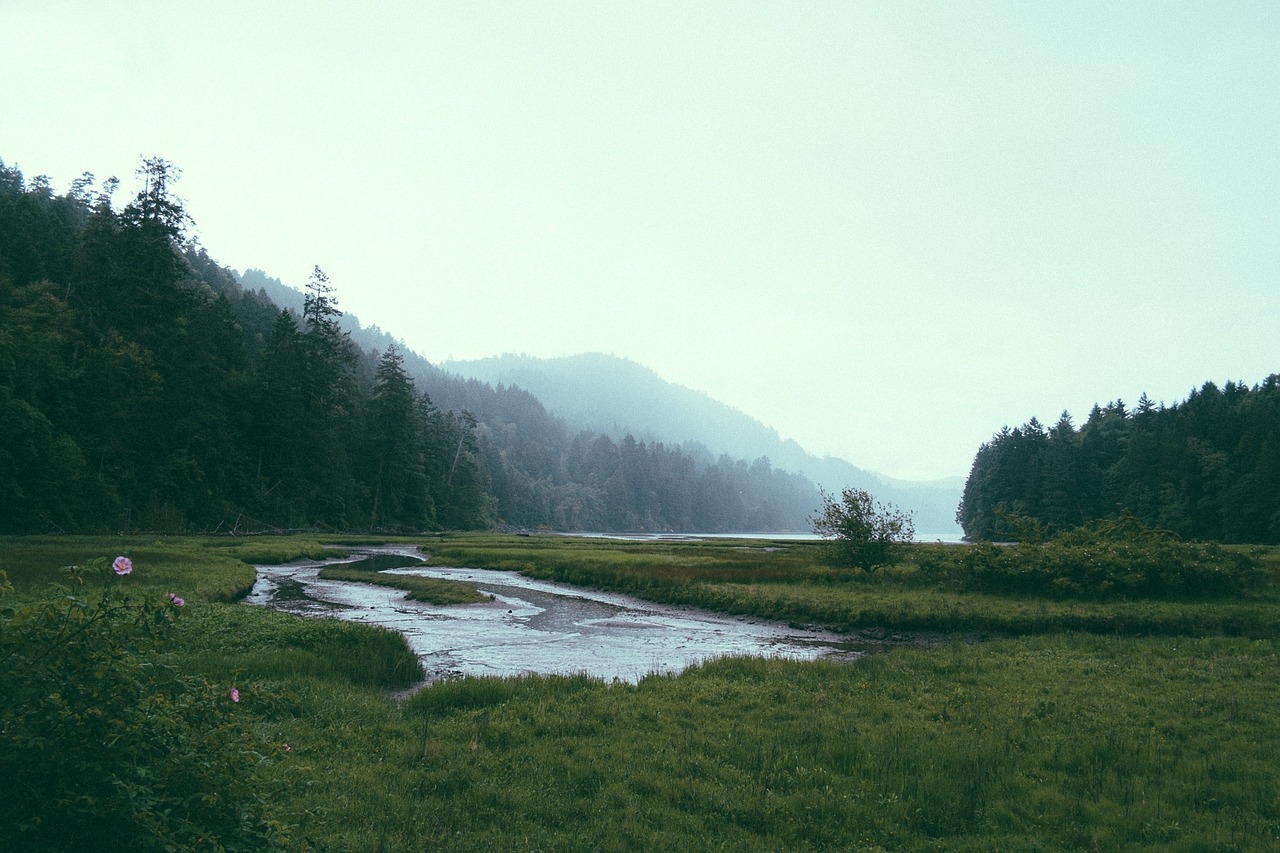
[446,353,963,534]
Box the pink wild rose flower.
[112,556,133,575]
[230,687,240,703]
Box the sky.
[4,2,1277,481]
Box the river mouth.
[246,546,861,685]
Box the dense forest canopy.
[236,267,826,533]
[958,381,1280,544]
[0,156,822,534]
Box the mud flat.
[246,547,855,683]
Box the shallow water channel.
[246,547,857,684]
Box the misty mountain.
[445,353,964,533]
[238,268,961,532]
[1,139,829,538]
[238,270,568,437]
[231,269,824,532]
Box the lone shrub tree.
[812,487,915,571]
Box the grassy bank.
[380,636,1280,851]
[316,553,490,605]
[4,533,1279,850]
[426,533,1280,639]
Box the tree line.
[0,157,821,534]
[957,380,1280,543]
[238,268,823,533]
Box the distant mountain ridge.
[238,271,961,532]
[445,352,812,466]
[445,353,963,533]
[0,154,941,536]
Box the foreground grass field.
[3,533,1279,850]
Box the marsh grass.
[0,536,264,602]
[339,553,429,572]
[427,534,1280,639]
[309,636,1280,850]
[173,603,423,689]
[201,535,343,567]
[316,566,490,605]
[7,533,1280,849]
[0,534,425,692]
[314,551,490,604]
[429,533,835,586]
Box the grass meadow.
[3,533,1279,850]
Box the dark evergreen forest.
[0,157,820,534]
[958,383,1280,543]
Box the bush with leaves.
[915,516,1265,601]
[811,487,915,572]
[0,557,291,851]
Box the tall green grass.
[7,534,1280,849]
[0,536,263,601]
[173,603,424,689]
[427,534,1280,639]
[292,635,1278,850]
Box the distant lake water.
[913,532,968,544]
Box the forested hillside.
[0,158,494,533]
[446,352,817,465]
[236,269,824,532]
[0,157,822,534]
[446,352,964,533]
[958,382,1280,543]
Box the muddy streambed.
[246,547,858,684]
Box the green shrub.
[917,517,1266,601]
[0,559,291,851]
[812,487,914,571]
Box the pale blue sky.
[4,2,1277,480]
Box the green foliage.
[428,533,828,590]
[201,537,340,568]
[0,157,822,536]
[337,552,427,572]
[811,487,915,571]
[3,535,1280,849]
[333,639,1280,850]
[175,603,423,689]
[404,672,600,720]
[433,533,1280,639]
[366,344,434,530]
[0,558,290,850]
[922,516,1266,601]
[959,379,1280,543]
[0,536,261,601]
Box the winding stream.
[246,547,857,683]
